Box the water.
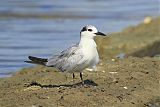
[0,0,159,76]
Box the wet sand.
[0,17,160,107]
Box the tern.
[25,25,107,84]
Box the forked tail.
[25,56,48,65]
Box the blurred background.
[0,0,159,76]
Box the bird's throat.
[79,37,97,48]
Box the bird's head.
[80,25,106,39]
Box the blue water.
[0,0,159,76]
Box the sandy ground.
[0,17,160,107]
[0,57,160,107]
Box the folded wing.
[46,44,87,72]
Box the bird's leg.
[80,72,84,84]
[72,73,75,81]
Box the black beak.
[94,32,106,36]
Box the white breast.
[79,38,99,68]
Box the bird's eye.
[88,29,92,32]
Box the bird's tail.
[25,56,48,66]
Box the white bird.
[25,25,107,84]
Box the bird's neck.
[79,37,97,48]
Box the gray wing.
[46,44,86,72]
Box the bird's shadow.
[27,79,98,88]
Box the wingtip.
[28,56,36,60]
[24,60,34,64]
[28,56,32,59]
[24,60,30,63]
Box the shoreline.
[0,17,160,107]
[1,17,160,78]
[0,73,12,78]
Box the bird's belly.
[89,53,99,67]
[83,48,99,68]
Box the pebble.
[111,59,116,62]
[102,70,105,73]
[109,72,118,74]
[123,86,128,89]
[23,86,41,91]
[86,68,94,71]
[143,17,152,24]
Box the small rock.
[23,86,41,91]
[123,86,128,89]
[109,72,118,74]
[86,68,94,71]
[111,59,116,62]
[143,16,152,24]
[102,70,105,73]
